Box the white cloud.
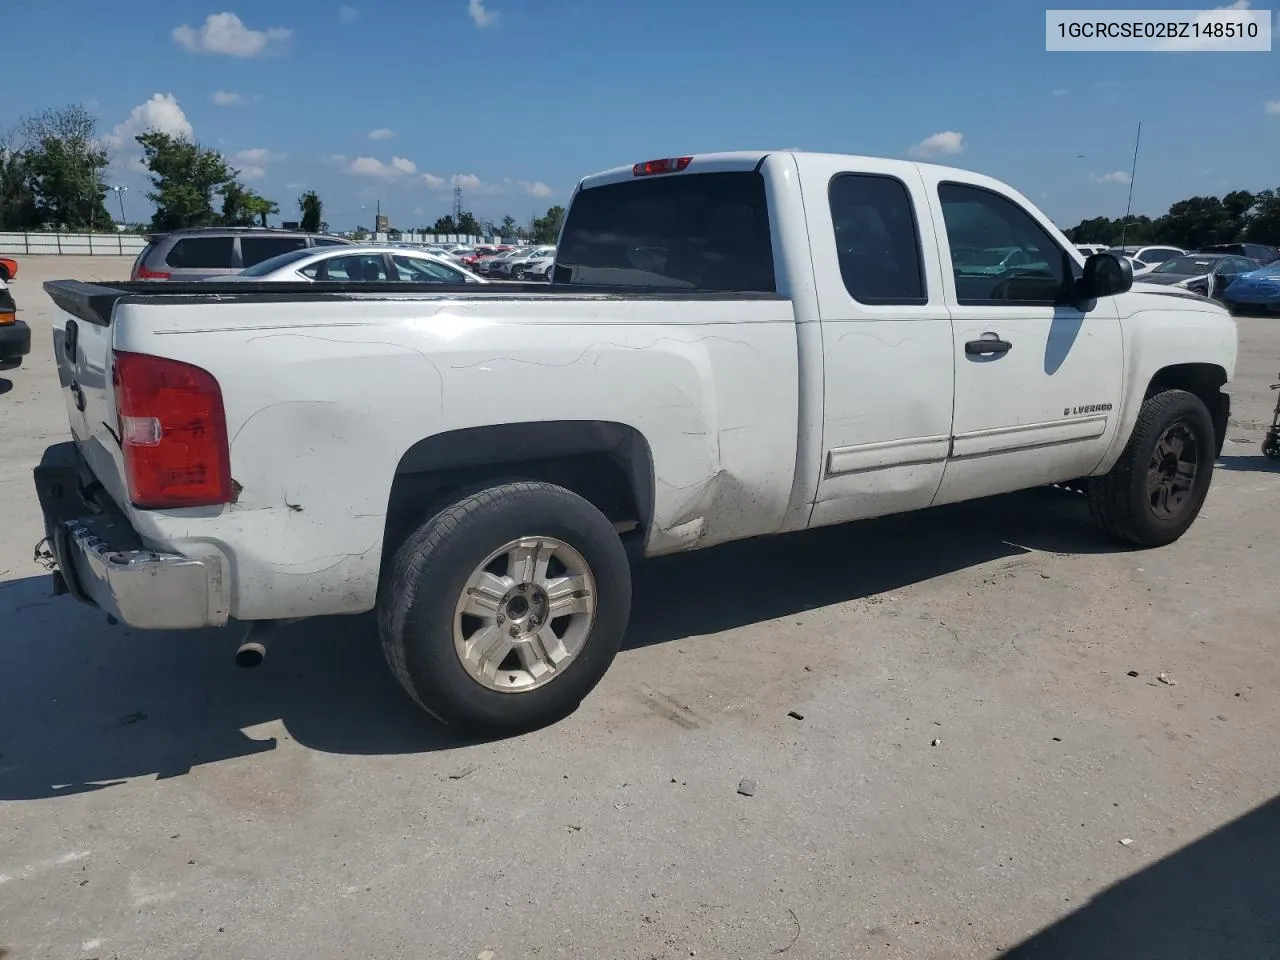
[468,0,499,28]
[347,155,417,179]
[232,148,285,181]
[367,128,395,140]
[172,13,292,57]
[210,91,244,106]
[339,4,359,21]
[104,93,194,150]
[908,131,965,158]
[1266,100,1280,115]
[422,172,447,190]
[519,180,554,198]
[1090,171,1131,185]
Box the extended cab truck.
[36,151,1237,732]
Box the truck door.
[920,175,1124,505]
[796,156,956,527]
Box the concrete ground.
[1,255,1278,960]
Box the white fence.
[0,231,495,256]
[0,232,148,256]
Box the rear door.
[920,174,1124,505]
[794,156,956,526]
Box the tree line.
[1064,188,1280,247]
[3,103,568,241]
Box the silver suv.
[130,227,353,281]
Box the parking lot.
[1,255,1278,959]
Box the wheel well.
[1145,363,1229,455]
[383,421,654,561]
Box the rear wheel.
[378,481,631,732]
[1088,389,1216,547]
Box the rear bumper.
[0,320,30,366]
[34,442,227,630]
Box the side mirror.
[1077,252,1133,302]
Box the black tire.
[1088,389,1216,547]
[378,481,631,732]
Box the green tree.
[1153,196,1238,248]
[19,105,113,230]
[1242,189,1280,243]
[137,131,237,230]
[530,205,565,244]
[499,214,519,240]
[431,214,458,235]
[298,190,323,232]
[0,136,40,231]
[456,210,482,237]
[222,183,278,226]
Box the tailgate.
[44,280,130,507]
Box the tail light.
[0,287,15,325]
[135,264,172,280]
[113,351,231,509]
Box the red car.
[0,257,17,282]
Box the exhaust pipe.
[234,641,266,668]
[235,620,279,668]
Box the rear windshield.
[555,171,775,292]
[165,236,235,269]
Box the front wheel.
[378,481,632,732]
[1088,389,1216,547]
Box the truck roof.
[576,150,1004,192]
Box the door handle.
[965,337,1013,357]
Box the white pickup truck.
[36,151,1237,732]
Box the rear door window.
[555,171,775,291]
[241,235,309,266]
[828,173,927,304]
[165,236,235,269]
[300,253,390,281]
[312,237,347,247]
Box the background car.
[1104,244,1186,270]
[130,227,353,281]
[485,247,537,277]
[225,245,488,283]
[508,245,557,279]
[1075,244,1108,257]
[1223,263,1280,314]
[0,277,30,371]
[0,256,17,282]
[1197,242,1280,265]
[1136,252,1257,299]
[518,254,555,282]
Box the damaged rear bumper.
[33,442,228,630]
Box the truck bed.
[44,279,786,327]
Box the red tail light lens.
[113,351,231,509]
[633,156,693,177]
[135,265,172,280]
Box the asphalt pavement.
[1,256,1278,959]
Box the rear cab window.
[828,173,926,304]
[555,171,775,292]
[165,236,235,269]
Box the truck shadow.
[0,487,1120,801]
[997,794,1280,959]
[1216,454,1280,474]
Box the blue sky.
[2,0,1277,230]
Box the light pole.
[110,185,128,226]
